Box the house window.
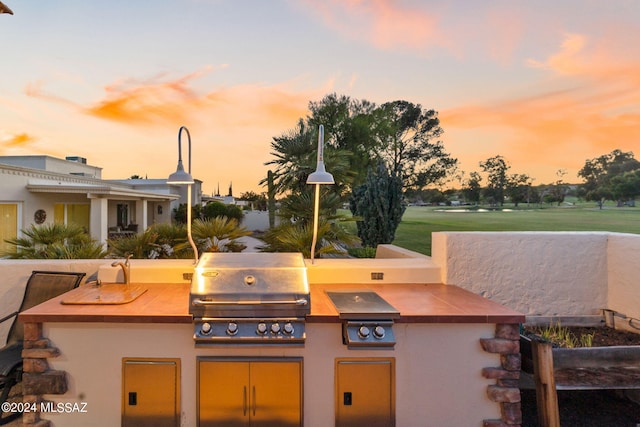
[0,203,18,254]
[54,203,90,232]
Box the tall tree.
[546,169,568,206]
[506,173,532,207]
[610,169,640,207]
[307,93,379,188]
[461,171,482,205]
[578,149,640,206]
[377,100,457,190]
[480,155,510,206]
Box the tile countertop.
[18,282,525,324]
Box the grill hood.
[190,252,310,318]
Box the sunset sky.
[1,1,639,196]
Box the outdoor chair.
[0,270,86,425]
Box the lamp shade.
[306,124,334,185]
[307,164,335,184]
[167,160,194,184]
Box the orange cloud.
[2,132,37,147]
[86,70,205,125]
[442,31,640,182]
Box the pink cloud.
[299,0,446,53]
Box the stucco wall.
[42,322,498,427]
[431,232,610,317]
[607,233,640,331]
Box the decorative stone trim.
[20,322,67,427]
[480,323,522,426]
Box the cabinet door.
[198,361,250,427]
[249,360,302,427]
[122,358,180,427]
[336,358,395,427]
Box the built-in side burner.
[326,291,399,349]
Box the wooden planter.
[520,334,640,427]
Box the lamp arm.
[187,184,198,263]
[178,126,192,173]
[310,184,320,264]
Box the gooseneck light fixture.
[167,126,198,263]
[306,124,334,264]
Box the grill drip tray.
[326,291,399,349]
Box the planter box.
[521,334,640,426]
[521,333,640,388]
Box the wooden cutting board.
[61,284,148,305]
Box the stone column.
[480,323,522,427]
[21,322,68,427]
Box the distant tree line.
[410,149,639,208]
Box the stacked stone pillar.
[20,322,67,427]
[480,323,522,426]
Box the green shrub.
[347,247,377,258]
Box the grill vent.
[371,272,384,280]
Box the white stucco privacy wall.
[607,233,640,331]
[431,232,610,318]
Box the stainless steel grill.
[189,252,309,346]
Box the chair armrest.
[0,311,18,325]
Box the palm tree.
[259,218,359,258]
[191,217,252,253]
[262,120,355,197]
[107,223,192,259]
[2,223,107,259]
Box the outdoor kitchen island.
[18,265,525,427]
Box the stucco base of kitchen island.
[35,323,498,426]
[18,282,524,426]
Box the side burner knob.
[358,325,370,339]
[283,322,294,335]
[256,322,268,335]
[201,322,212,335]
[226,322,238,336]
[373,325,386,339]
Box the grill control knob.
[283,322,294,335]
[373,325,386,339]
[358,325,370,339]
[270,323,281,334]
[201,322,212,335]
[256,322,268,335]
[226,322,238,336]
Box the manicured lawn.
[342,203,640,256]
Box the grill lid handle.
[192,298,308,306]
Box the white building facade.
[0,155,202,252]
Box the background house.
[0,155,203,251]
